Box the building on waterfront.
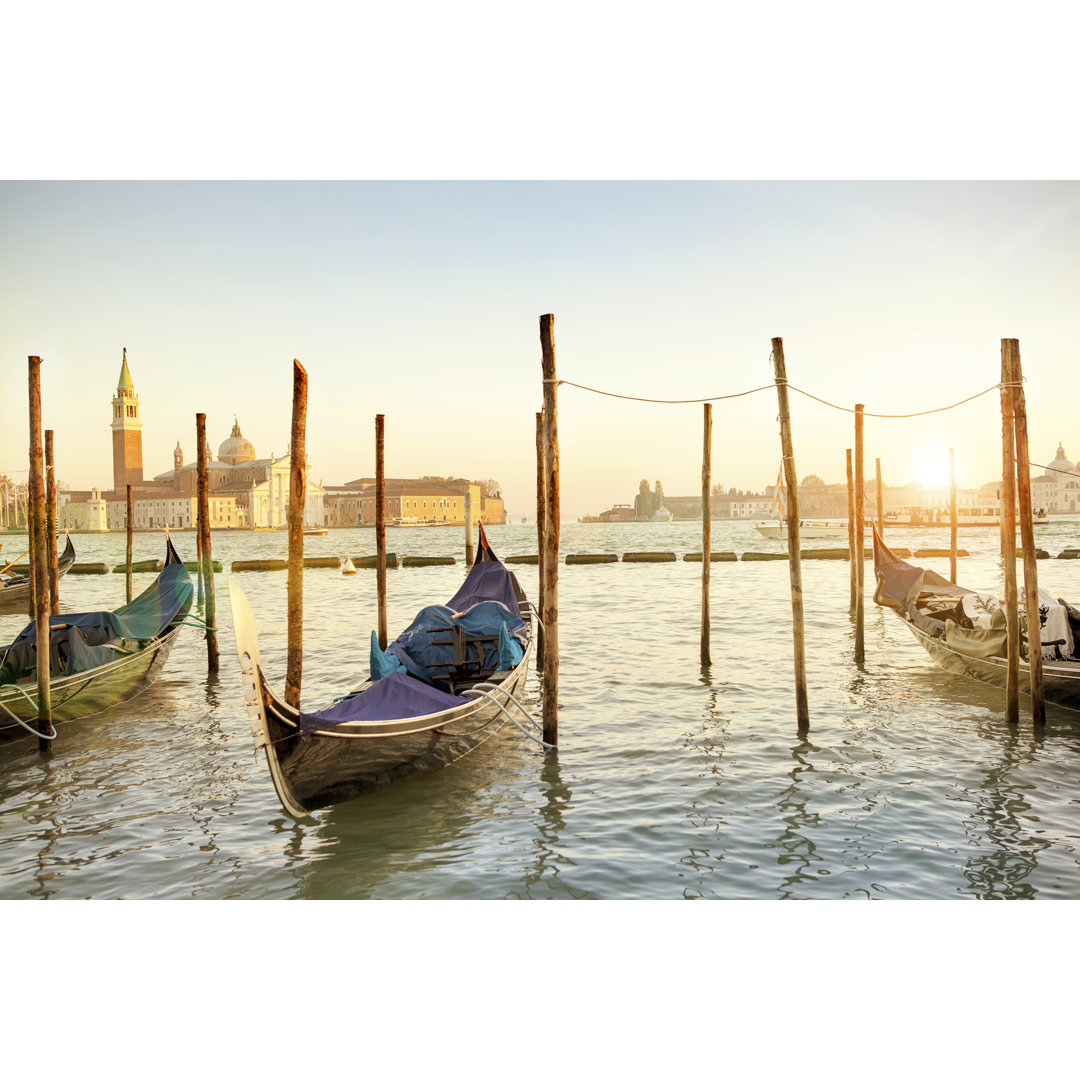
[1032,443,1080,513]
[111,349,144,491]
[58,355,323,531]
[323,478,505,527]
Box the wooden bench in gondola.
[425,623,500,685]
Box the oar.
[0,550,30,576]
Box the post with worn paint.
[285,360,308,708]
[465,489,474,567]
[701,402,712,667]
[45,429,60,615]
[846,449,857,615]
[196,413,219,674]
[854,405,866,665]
[126,483,134,603]
[771,338,809,733]
[948,448,958,585]
[535,411,546,668]
[540,314,560,747]
[1006,339,1045,723]
[375,413,388,651]
[28,357,52,752]
[999,348,1019,723]
[196,522,204,603]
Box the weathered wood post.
[535,410,546,668]
[196,518,204,603]
[285,360,308,709]
[701,402,712,667]
[948,448,958,585]
[465,489,474,567]
[126,483,134,603]
[846,449,857,615]
[375,413,388,651]
[196,413,219,674]
[28,357,52,751]
[854,404,866,665]
[540,314,560,747]
[45,429,59,615]
[1006,339,1045,723]
[875,457,884,537]
[1000,345,1020,723]
[771,338,809,734]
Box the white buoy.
[341,558,356,575]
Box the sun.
[910,445,952,489]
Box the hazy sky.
[2,180,1077,521]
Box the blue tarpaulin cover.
[299,670,470,732]
[300,546,530,730]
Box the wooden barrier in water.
[772,337,808,733]
[701,402,712,667]
[684,551,737,562]
[566,553,618,565]
[351,554,399,569]
[126,483,134,603]
[402,555,455,567]
[28,355,52,752]
[285,360,308,709]
[623,552,676,563]
[507,554,539,565]
[69,563,110,575]
[376,413,388,651]
[196,412,219,675]
[540,313,560,748]
[1006,338,1045,722]
[1000,342,1020,722]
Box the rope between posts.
[547,377,1009,418]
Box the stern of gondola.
[228,579,314,820]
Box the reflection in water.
[774,740,823,899]
[960,726,1050,899]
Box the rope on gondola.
[462,682,554,749]
[0,687,57,739]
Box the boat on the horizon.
[755,519,848,540]
[229,523,537,818]
[872,525,1080,712]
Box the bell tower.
[111,347,144,490]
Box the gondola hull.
[0,626,184,743]
[0,536,77,614]
[231,582,533,817]
[895,611,1080,711]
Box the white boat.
[755,519,848,540]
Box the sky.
[3,180,1078,521]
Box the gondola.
[872,526,1080,711]
[0,535,76,614]
[230,524,536,818]
[0,535,193,744]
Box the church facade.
[58,350,323,531]
[1032,444,1080,514]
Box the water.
[2,520,1079,899]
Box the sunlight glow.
[910,445,953,489]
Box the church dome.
[1045,443,1075,477]
[218,419,256,465]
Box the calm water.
[2,519,1079,900]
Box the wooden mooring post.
[948,448,958,585]
[854,404,865,666]
[465,489,474,567]
[285,360,308,708]
[540,314,560,747]
[1000,349,1020,723]
[846,449,857,615]
[535,411,546,668]
[28,357,52,751]
[196,413,219,675]
[45,429,60,615]
[126,483,134,603]
[1006,338,1045,723]
[701,402,712,667]
[375,413,388,651]
[771,338,809,734]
